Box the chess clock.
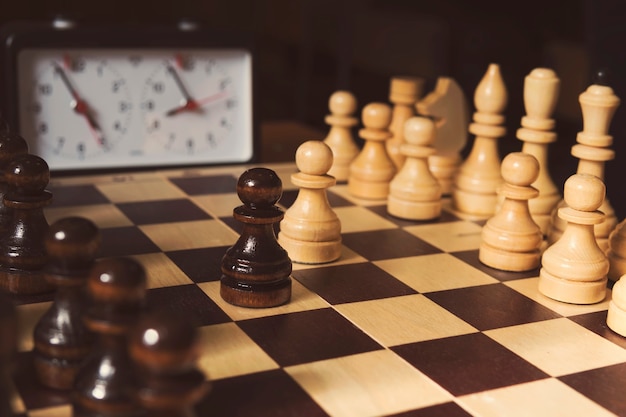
[0,18,257,173]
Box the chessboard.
[7,162,626,417]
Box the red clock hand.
[53,63,105,146]
[165,91,229,117]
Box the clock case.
[0,19,259,174]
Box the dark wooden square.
[237,308,382,367]
[293,262,417,304]
[425,283,561,331]
[166,246,229,283]
[99,226,161,257]
[169,174,238,195]
[116,199,212,225]
[341,229,441,261]
[393,332,549,396]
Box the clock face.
[16,48,253,171]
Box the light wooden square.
[458,378,615,417]
[375,253,498,293]
[334,206,397,234]
[97,178,186,203]
[405,221,483,252]
[335,294,477,346]
[192,193,241,218]
[140,219,238,251]
[485,317,626,377]
[196,322,279,380]
[286,349,453,417]
[15,302,51,352]
[131,253,194,288]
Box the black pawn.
[0,154,53,294]
[0,132,28,236]
[0,294,17,417]
[33,217,101,390]
[129,311,210,417]
[73,257,147,417]
[220,168,292,308]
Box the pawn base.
[478,243,540,272]
[33,355,81,390]
[387,196,441,221]
[0,268,53,295]
[278,234,341,265]
[452,188,498,220]
[607,300,626,337]
[348,178,390,200]
[220,276,291,308]
[538,268,607,304]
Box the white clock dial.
[19,53,133,162]
[140,52,241,157]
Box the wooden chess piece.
[0,294,17,417]
[220,167,292,308]
[538,174,609,304]
[516,68,561,235]
[479,152,543,271]
[548,79,620,252]
[33,217,100,390]
[607,274,626,336]
[0,154,54,294]
[348,103,396,200]
[386,76,424,169]
[323,91,359,182]
[608,219,626,281]
[452,63,508,219]
[73,257,147,417]
[0,132,28,236]
[387,116,442,220]
[129,311,210,417]
[278,140,342,264]
[416,77,469,195]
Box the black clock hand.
[53,63,105,145]
[166,64,199,105]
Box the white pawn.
[348,103,396,200]
[278,140,341,264]
[387,116,441,220]
[538,173,609,304]
[323,91,359,182]
[607,274,626,336]
[479,152,543,271]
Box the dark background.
[1,0,625,218]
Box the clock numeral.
[38,84,53,96]
[112,79,125,93]
[207,133,217,148]
[186,138,194,154]
[54,137,65,154]
[226,99,237,109]
[147,118,160,133]
[76,142,86,159]
[129,56,142,67]
[219,78,232,91]
[31,102,42,114]
[152,82,165,94]
[119,101,131,113]
[113,120,126,134]
[71,58,86,73]
[142,100,155,111]
[38,122,48,134]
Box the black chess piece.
[129,311,210,417]
[0,132,28,237]
[72,257,147,417]
[0,294,17,417]
[33,217,101,390]
[220,167,292,307]
[0,154,54,294]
